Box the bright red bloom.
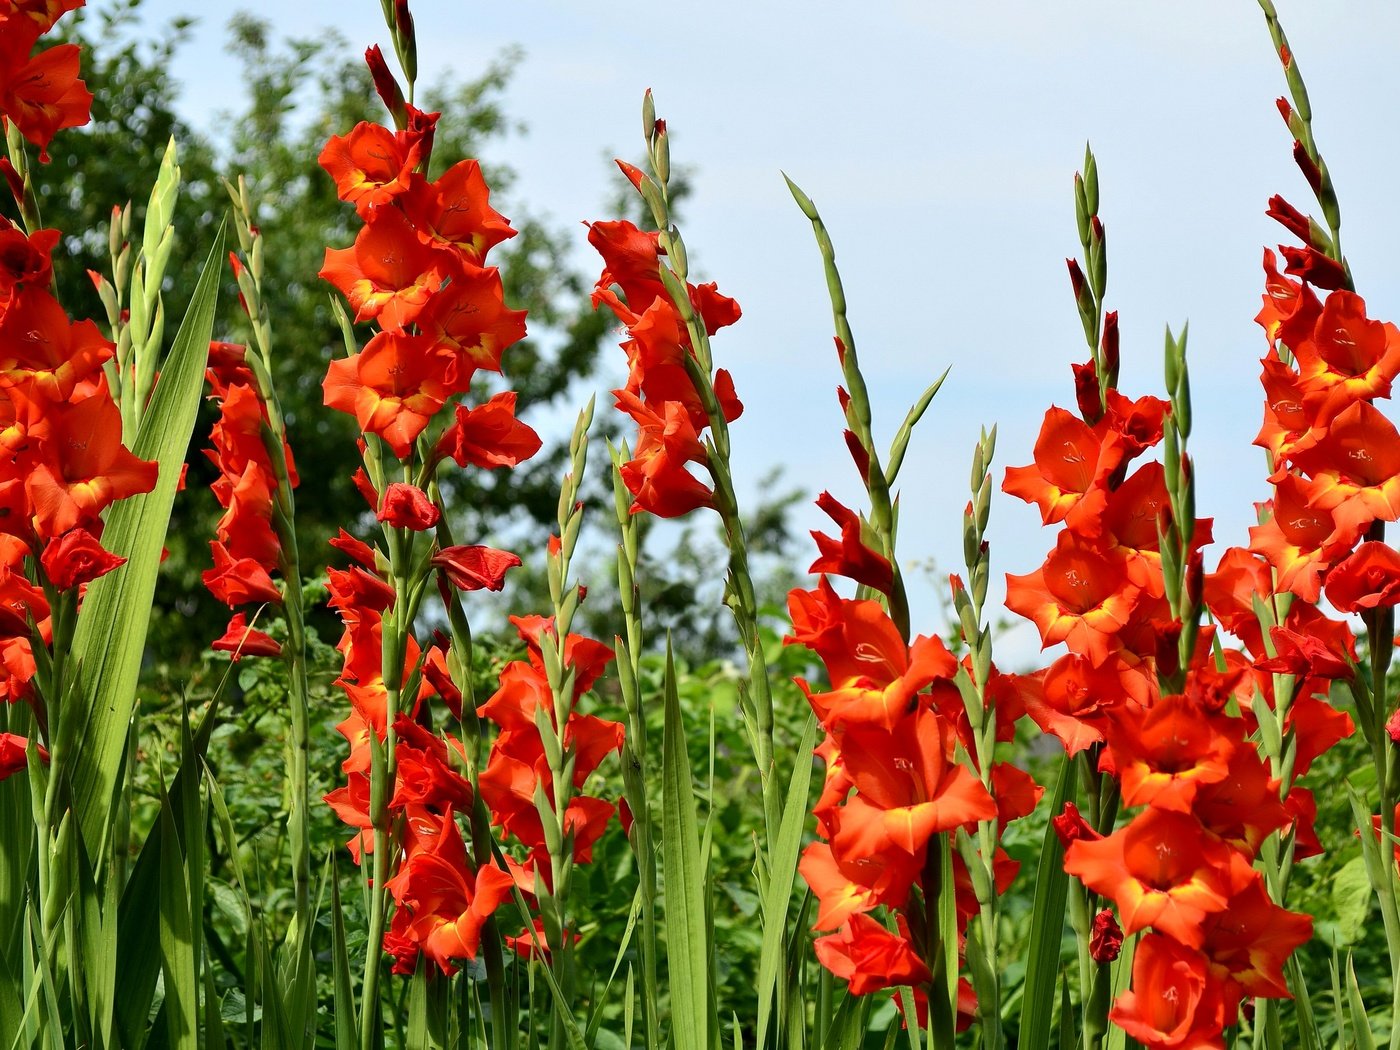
[210,612,282,660]
[376,482,440,530]
[322,330,455,457]
[431,545,521,592]
[383,813,514,975]
[0,731,45,782]
[1023,652,1151,756]
[832,705,997,858]
[24,389,157,537]
[0,23,92,161]
[319,206,452,328]
[1002,406,1123,524]
[1288,400,1400,536]
[1199,875,1311,1002]
[1005,532,1142,666]
[1108,934,1227,1049]
[1104,694,1239,813]
[400,161,515,263]
[1249,473,1359,603]
[414,265,526,380]
[39,526,124,591]
[0,286,114,400]
[202,541,283,607]
[798,839,919,930]
[318,121,421,215]
[1064,808,1255,948]
[808,491,894,594]
[435,391,541,469]
[1325,540,1400,611]
[812,912,931,996]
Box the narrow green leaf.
[1345,952,1377,1050]
[330,858,359,1050]
[157,787,198,1050]
[70,221,225,854]
[756,712,818,1050]
[662,642,711,1050]
[1017,754,1073,1050]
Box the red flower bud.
[1089,909,1123,963]
[365,45,407,127]
[1291,141,1323,196]
[1278,244,1345,291]
[1051,801,1100,850]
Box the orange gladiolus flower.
[24,388,157,537]
[832,705,996,858]
[1002,405,1123,524]
[1249,473,1359,602]
[1005,532,1142,666]
[0,286,112,401]
[1199,875,1311,1003]
[1108,933,1227,1049]
[318,121,421,214]
[383,813,514,975]
[1064,808,1255,948]
[400,161,516,263]
[1288,400,1400,536]
[318,206,452,328]
[1325,539,1400,611]
[1291,290,1400,408]
[414,267,527,383]
[798,839,920,931]
[0,23,92,162]
[812,912,931,997]
[322,330,455,457]
[1104,694,1239,813]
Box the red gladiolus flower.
[832,705,997,858]
[799,840,920,931]
[1005,532,1142,666]
[39,526,124,591]
[812,912,931,996]
[1003,406,1124,524]
[1279,243,1347,291]
[0,731,45,782]
[1024,652,1151,756]
[1199,876,1312,1002]
[322,330,455,457]
[413,265,527,380]
[377,482,440,530]
[431,545,521,592]
[399,161,516,263]
[1104,694,1239,813]
[383,813,514,975]
[1248,473,1359,603]
[318,121,421,215]
[435,391,541,469]
[203,541,283,607]
[1108,933,1228,1050]
[0,225,57,298]
[0,23,92,162]
[1291,290,1400,407]
[19,386,156,538]
[1288,400,1400,536]
[808,491,894,595]
[1325,540,1400,612]
[1064,808,1255,948]
[319,206,452,328]
[210,612,283,660]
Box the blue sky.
[127,0,1400,660]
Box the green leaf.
[69,220,225,855]
[157,786,198,1050]
[1344,952,1377,1050]
[662,642,711,1050]
[1331,854,1374,945]
[756,712,817,1050]
[329,858,359,1050]
[1017,754,1073,1050]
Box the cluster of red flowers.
[1003,302,1332,1042]
[475,613,624,957]
[317,44,544,976]
[318,68,531,469]
[587,182,742,518]
[199,340,295,658]
[0,0,151,781]
[786,494,1040,1024]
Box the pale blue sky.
[126,0,1400,659]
